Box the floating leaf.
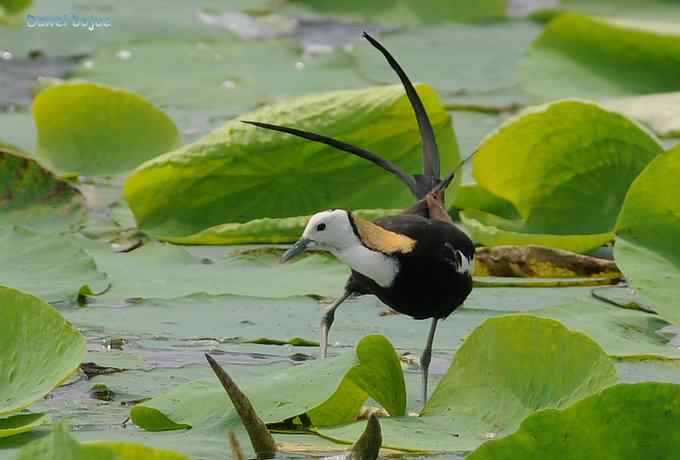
[33,82,180,175]
[0,149,84,233]
[530,300,680,359]
[124,84,459,238]
[132,335,405,431]
[615,145,680,324]
[467,383,680,459]
[461,100,661,253]
[14,424,190,460]
[317,315,617,452]
[0,227,107,302]
[0,286,85,416]
[521,13,680,102]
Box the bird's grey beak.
[280,238,314,263]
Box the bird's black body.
[244,31,476,404]
[347,214,474,320]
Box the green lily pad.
[0,227,107,302]
[131,334,405,431]
[33,82,180,175]
[317,315,617,452]
[530,300,680,359]
[160,209,401,245]
[615,145,680,324]
[467,382,680,459]
[0,414,49,439]
[0,286,85,416]
[461,100,661,253]
[285,0,506,26]
[0,149,85,234]
[521,13,680,102]
[124,84,459,238]
[14,424,190,460]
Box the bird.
[243,32,475,403]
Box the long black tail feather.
[362,31,440,193]
[242,32,455,201]
[242,120,420,197]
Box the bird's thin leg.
[421,317,439,405]
[320,290,352,358]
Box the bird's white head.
[281,209,359,262]
[302,209,359,250]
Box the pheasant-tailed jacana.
[243,32,475,403]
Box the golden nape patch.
[352,215,416,254]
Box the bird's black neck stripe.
[346,211,362,241]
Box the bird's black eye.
[316,223,326,231]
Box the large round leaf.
[0,286,85,416]
[317,315,617,452]
[423,314,617,418]
[0,149,84,233]
[521,13,680,102]
[33,82,180,175]
[461,100,661,253]
[467,383,680,459]
[615,145,680,324]
[124,84,459,238]
[131,335,406,431]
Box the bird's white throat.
[333,244,398,288]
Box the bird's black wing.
[363,32,440,196]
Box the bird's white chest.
[334,245,398,288]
